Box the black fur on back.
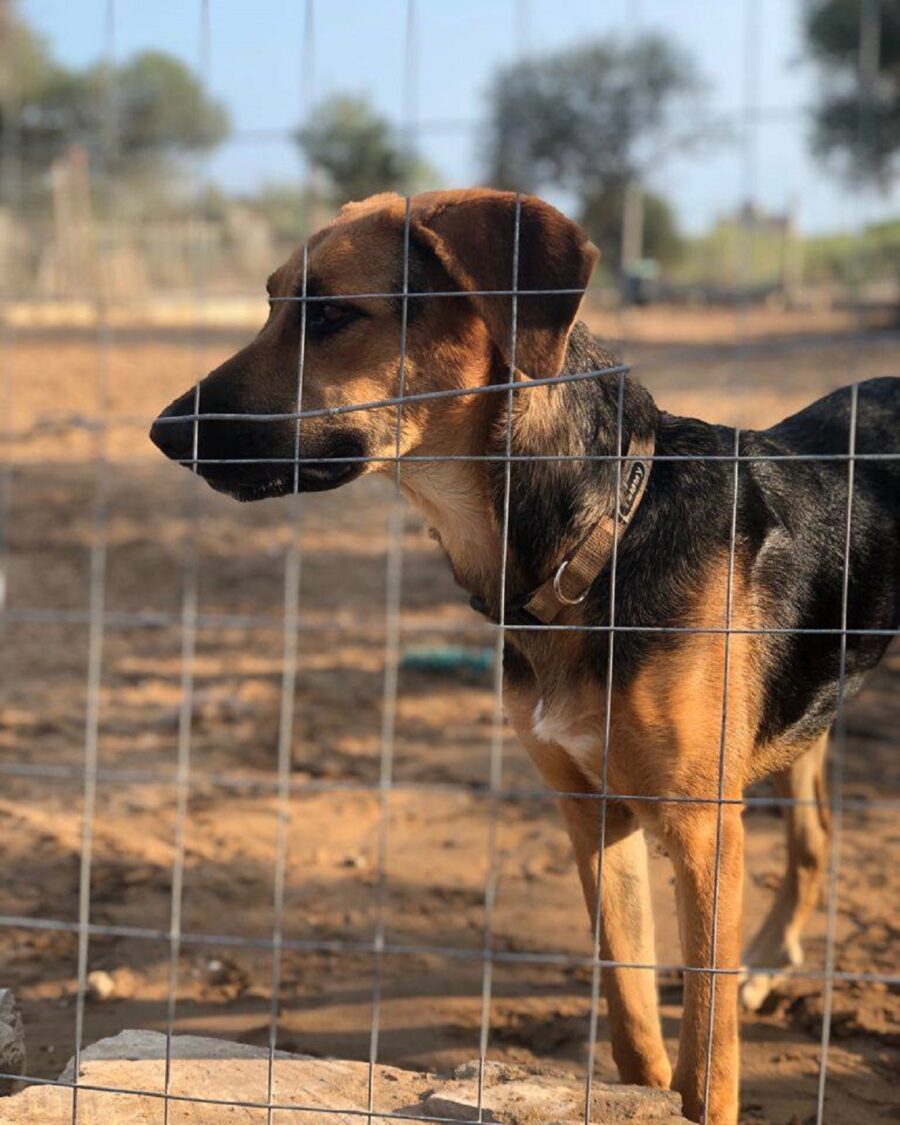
[489,322,900,747]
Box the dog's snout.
[150,394,196,462]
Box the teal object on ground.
[400,646,494,675]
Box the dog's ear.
[411,190,598,379]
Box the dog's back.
[767,374,900,501]
[744,376,899,748]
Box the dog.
[150,189,899,1124]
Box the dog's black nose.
[150,393,196,462]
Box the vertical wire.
[814,385,858,1125]
[515,0,531,57]
[265,238,308,1122]
[581,372,626,1123]
[0,1,20,619]
[815,4,876,1118]
[266,0,315,1094]
[739,0,761,336]
[268,7,315,1114]
[701,426,742,1117]
[366,6,416,1115]
[475,194,521,1119]
[582,4,639,1110]
[162,2,210,1117]
[71,2,116,1118]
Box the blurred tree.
[0,0,57,107]
[0,0,228,190]
[483,35,705,273]
[485,35,700,194]
[296,94,436,207]
[581,183,683,270]
[20,51,228,173]
[805,0,900,187]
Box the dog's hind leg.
[740,731,831,1011]
[516,732,672,1089]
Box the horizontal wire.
[9,447,900,466]
[0,758,894,810]
[8,437,900,465]
[1,605,896,637]
[0,1069,498,1125]
[139,452,900,464]
[0,605,475,631]
[148,361,630,425]
[499,622,899,635]
[269,285,589,301]
[1,912,895,985]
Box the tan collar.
[466,433,655,627]
[456,429,652,630]
[519,433,655,625]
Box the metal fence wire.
[0,2,897,1125]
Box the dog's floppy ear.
[411,190,598,379]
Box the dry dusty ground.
[0,305,897,1123]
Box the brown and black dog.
[151,189,899,1124]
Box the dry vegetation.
[1,303,898,1123]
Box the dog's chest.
[529,696,605,780]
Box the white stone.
[86,970,116,1002]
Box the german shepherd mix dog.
[151,190,899,1124]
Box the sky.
[21,0,900,235]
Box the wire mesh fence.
[0,2,897,1125]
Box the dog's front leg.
[516,732,671,1089]
[667,805,743,1125]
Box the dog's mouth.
[150,399,370,502]
[202,458,364,502]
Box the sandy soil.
[0,304,897,1123]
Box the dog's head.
[150,188,598,500]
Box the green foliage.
[0,0,60,104]
[0,1,229,184]
[673,212,900,291]
[805,0,900,185]
[483,35,701,195]
[580,184,683,271]
[296,94,436,207]
[803,219,900,285]
[673,216,792,288]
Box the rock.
[0,990,25,1095]
[416,1060,686,1122]
[2,1036,689,1123]
[57,1028,309,1082]
[85,971,116,1002]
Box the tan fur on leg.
[511,725,672,1090]
[668,806,743,1125]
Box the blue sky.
[22,0,899,234]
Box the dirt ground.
[1,304,897,1123]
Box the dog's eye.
[305,301,361,336]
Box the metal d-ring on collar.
[552,559,589,605]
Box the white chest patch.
[531,698,602,775]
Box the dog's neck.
[399,323,659,619]
[398,400,503,594]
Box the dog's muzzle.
[150,393,366,501]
